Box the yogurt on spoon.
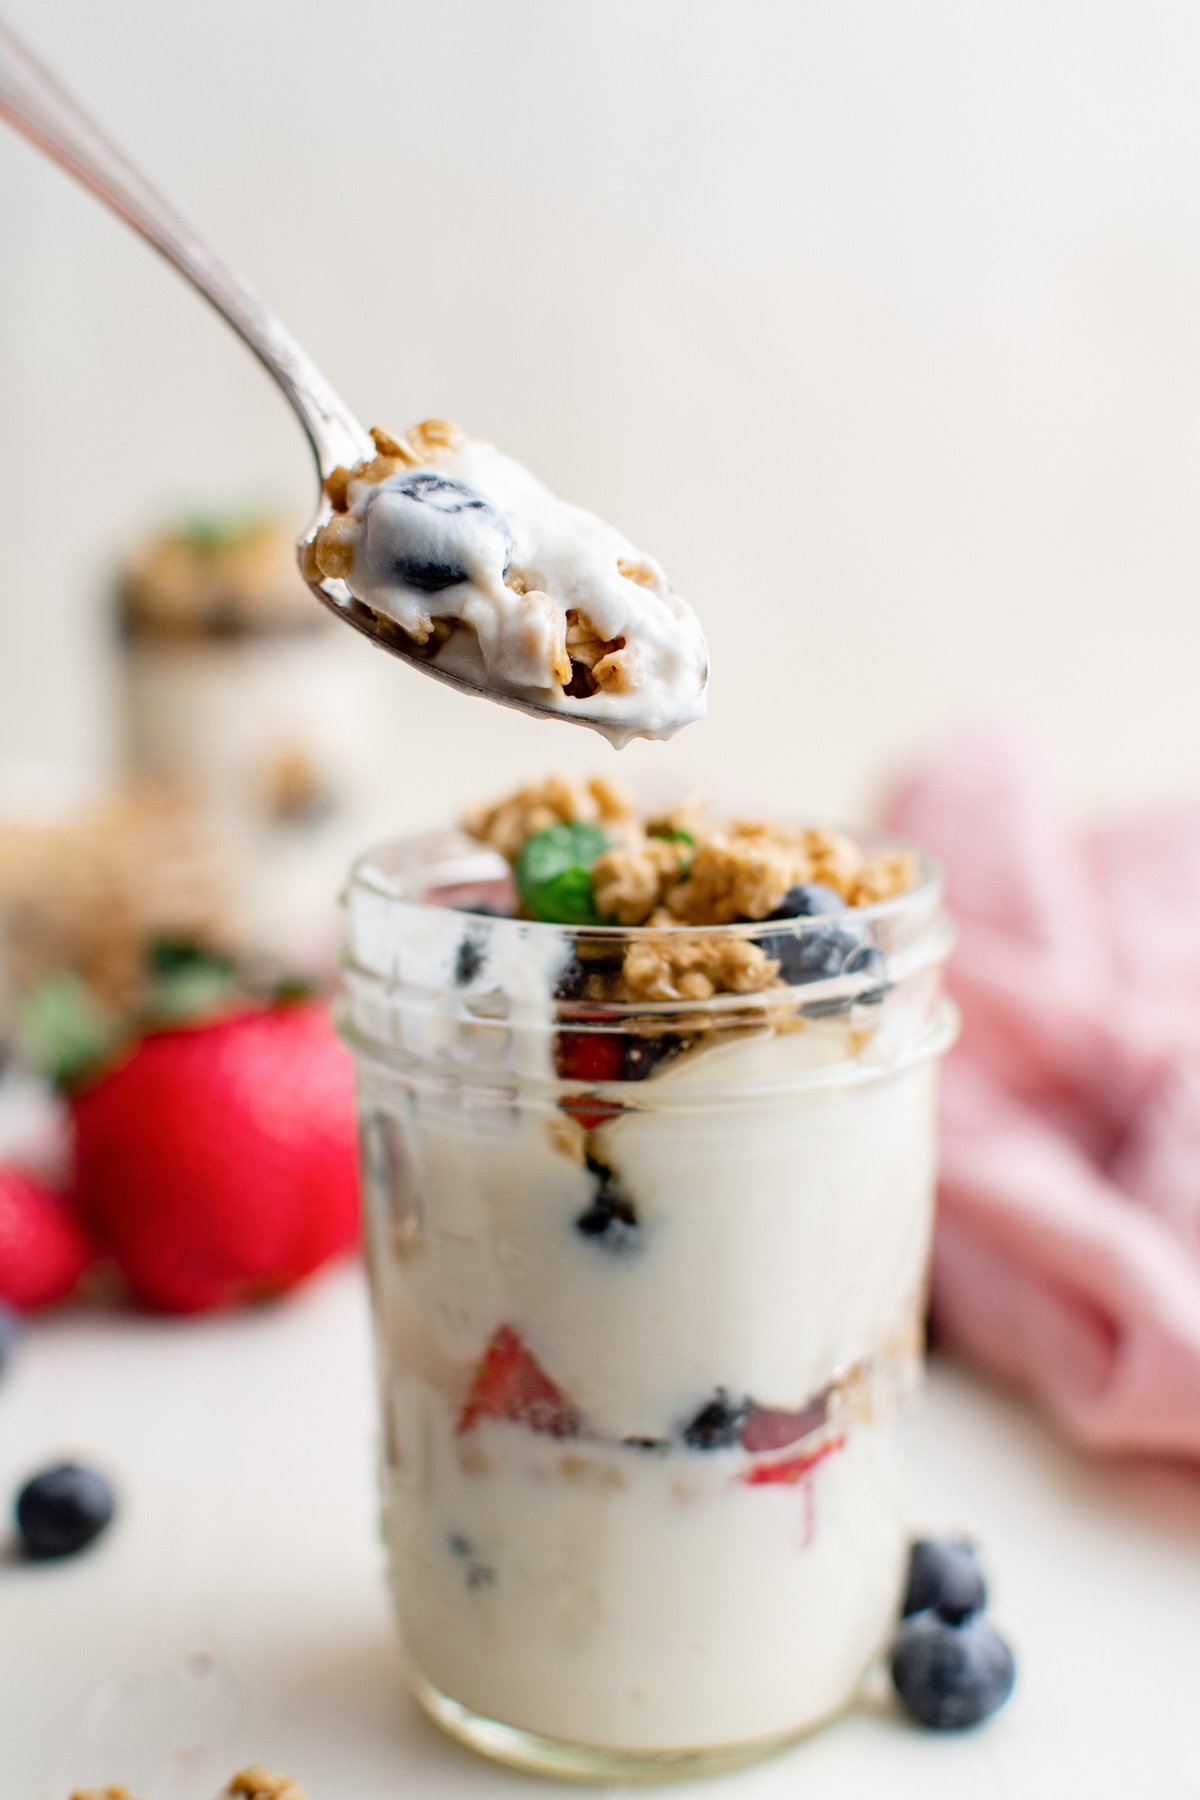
[305,421,709,747]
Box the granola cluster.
[464,774,635,863]
[621,932,779,1002]
[227,1769,305,1800]
[70,1772,303,1800]
[600,821,915,929]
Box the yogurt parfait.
[340,777,956,1779]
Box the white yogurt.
[357,1012,943,1754]
[339,439,709,746]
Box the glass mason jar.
[339,827,955,1781]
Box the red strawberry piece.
[71,1001,358,1314]
[741,1432,846,1487]
[556,1032,626,1084]
[458,1324,581,1438]
[559,1095,624,1132]
[740,1395,829,1454]
[0,1166,92,1310]
[556,1032,627,1131]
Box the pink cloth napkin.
[886,728,1200,1461]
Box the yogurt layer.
[360,1010,939,1752]
[307,423,709,746]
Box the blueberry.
[682,1389,750,1450]
[575,1154,640,1252]
[454,933,487,985]
[391,555,469,593]
[770,925,859,987]
[15,1462,115,1560]
[393,472,497,516]
[767,883,848,920]
[0,1304,23,1377]
[364,473,513,594]
[554,948,624,1001]
[623,1034,684,1080]
[891,1610,1015,1729]
[554,954,590,1001]
[903,1537,988,1623]
[447,1531,495,1590]
[843,942,889,1004]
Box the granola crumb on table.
[227,1768,305,1800]
[68,1775,304,1800]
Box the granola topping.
[462,779,920,1000]
[465,775,634,864]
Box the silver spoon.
[0,18,597,727]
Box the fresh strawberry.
[740,1432,846,1486]
[740,1396,829,1454]
[0,1166,92,1310]
[458,1324,581,1438]
[70,1001,358,1313]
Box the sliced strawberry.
[555,1031,627,1132]
[740,1395,828,1454]
[741,1432,846,1486]
[559,1095,624,1132]
[458,1324,581,1438]
[555,1032,626,1084]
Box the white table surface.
[5,1263,1200,1800]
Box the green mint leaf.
[516,822,610,925]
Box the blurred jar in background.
[0,776,232,1179]
[117,514,393,962]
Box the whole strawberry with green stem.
[70,998,359,1313]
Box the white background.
[4,0,1200,826]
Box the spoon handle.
[0,18,370,476]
